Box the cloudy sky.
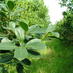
[44,0,67,24]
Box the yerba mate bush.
[0,0,59,73]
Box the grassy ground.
[26,38,73,73]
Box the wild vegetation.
[0,0,73,73]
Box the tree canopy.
[55,0,73,46]
[15,0,50,26]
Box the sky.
[44,0,67,24]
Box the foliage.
[0,0,60,73]
[0,0,50,73]
[13,0,50,26]
[55,0,73,46]
[60,0,73,12]
[56,14,73,39]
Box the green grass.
[26,38,73,73]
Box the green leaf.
[19,21,28,31]
[7,1,15,10]
[14,47,28,61]
[9,21,16,30]
[29,25,47,34]
[48,32,60,38]
[0,42,16,50]
[51,32,60,38]
[15,27,25,42]
[0,3,8,11]
[1,38,11,43]
[46,25,55,33]
[29,25,55,34]
[0,53,14,63]
[26,39,47,49]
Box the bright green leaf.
[15,27,25,42]
[0,42,16,50]
[51,32,60,38]
[46,25,55,33]
[14,47,28,61]
[29,25,47,34]
[1,37,11,43]
[9,21,16,30]
[26,39,47,49]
